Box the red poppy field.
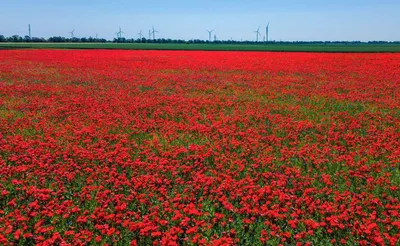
[0,50,399,245]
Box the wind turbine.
[148,30,151,40]
[207,29,214,42]
[151,26,159,40]
[28,24,31,38]
[69,29,75,38]
[254,26,261,42]
[214,34,217,42]
[266,22,270,42]
[115,27,124,39]
[119,27,125,38]
[138,30,143,39]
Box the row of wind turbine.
[28,24,269,41]
[116,26,159,39]
[207,23,269,42]
[256,22,270,42]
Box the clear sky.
[1,0,399,41]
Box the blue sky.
[1,0,399,41]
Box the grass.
[1,42,400,52]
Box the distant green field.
[1,42,400,52]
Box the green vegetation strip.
[1,43,400,52]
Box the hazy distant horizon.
[1,0,400,42]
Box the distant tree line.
[0,35,108,43]
[0,34,399,45]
